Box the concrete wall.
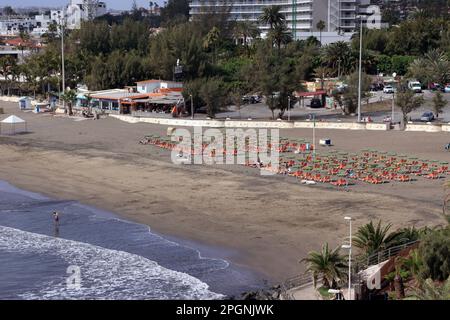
[109,115,396,132]
[366,123,390,131]
[0,96,20,103]
[405,123,443,133]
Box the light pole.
[357,16,363,123]
[342,216,353,300]
[391,72,397,124]
[288,96,291,121]
[312,113,316,159]
[190,94,194,120]
[337,59,341,79]
[60,12,66,111]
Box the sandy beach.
[0,101,448,283]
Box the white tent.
[0,115,27,135]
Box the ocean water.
[0,181,262,300]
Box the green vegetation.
[301,243,347,289]
[353,220,403,256]
[395,84,425,123]
[418,228,450,281]
[432,91,448,118]
[2,2,450,119]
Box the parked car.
[242,95,262,104]
[430,83,444,91]
[309,98,323,108]
[420,112,435,122]
[336,84,348,93]
[444,84,450,93]
[383,85,395,94]
[408,81,422,93]
[370,83,384,91]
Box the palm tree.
[396,226,423,244]
[203,27,221,64]
[18,30,30,57]
[316,20,326,44]
[301,243,348,289]
[268,23,292,50]
[232,21,260,48]
[62,89,77,116]
[259,5,285,30]
[149,1,154,14]
[353,220,403,256]
[313,66,331,90]
[408,49,450,85]
[393,257,406,299]
[322,41,355,77]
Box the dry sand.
[0,101,448,283]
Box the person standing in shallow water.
[53,211,60,237]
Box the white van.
[408,81,422,93]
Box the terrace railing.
[280,273,316,300]
[281,240,419,300]
[355,240,420,270]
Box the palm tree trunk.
[68,102,73,116]
[394,274,405,299]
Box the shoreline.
[0,141,445,284]
[0,100,448,285]
[0,179,266,298]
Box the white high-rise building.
[189,0,372,44]
[64,0,107,29]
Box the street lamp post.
[59,12,66,112]
[391,72,397,124]
[312,113,316,159]
[343,216,353,300]
[357,16,363,123]
[190,94,194,120]
[288,96,291,121]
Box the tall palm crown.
[302,243,348,289]
[316,20,326,43]
[259,5,285,30]
[353,220,403,256]
[322,41,355,77]
[268,23,292,49]
[233,21,260,45]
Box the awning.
[1,115,26,124]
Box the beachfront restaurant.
[89,91,149,114]
[130,91,184,116]
[74,80,184,115]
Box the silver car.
[420,112,435,122]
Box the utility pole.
[190,94,194,120]
[357,16,363,123]
[391,72,397,124]
[343,216,353,300]
[60,12,66,112]
[288,96,291,121]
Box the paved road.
[214,90,450,123]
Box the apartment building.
[189,0,372,43]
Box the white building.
[0,18,36,35]
[0,1,107,36]
[64,0,107,29]
[189,0,374,43]
[136,80,183,94]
